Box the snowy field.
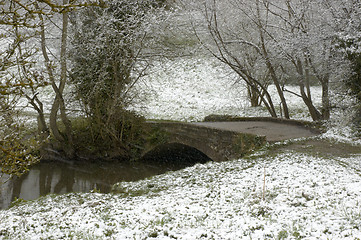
[1,57,361,239]
[130,56,323,122]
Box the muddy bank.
[269,139,361,158]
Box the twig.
[263,165,266,201]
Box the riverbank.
[1,139,360,239]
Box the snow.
[129,56,247,122]
[0,56,360,239]
[1,151,360,239]
[129,56,325,122]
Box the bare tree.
[34,0,75,157]
[188,0,289,118]
[275,0,337,120]
[187,0,349,121]
[0,0,103,179]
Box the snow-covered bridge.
[144,117,320,162]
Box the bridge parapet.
[144,122,266,162]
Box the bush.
[70,111,146,161]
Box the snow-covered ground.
[0,57,360,239]
[130,56,360,144]
[1,151,360,239]
[130,56,323,122]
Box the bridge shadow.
[140,143,213,169]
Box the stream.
[0,143,212,209]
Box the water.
[0,143,212,209]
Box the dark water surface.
[0,143,212,210]
[0,161,171,210]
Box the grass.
[8,197,28,208]
[342,201,361,229]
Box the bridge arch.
[140,142,212,168]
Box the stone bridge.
[143,122,265,162]
[143,117,320,162]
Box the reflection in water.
[0,161,168,210]
[0,144,212,210]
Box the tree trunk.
[300,88,322,121]
[37,10,64,143]
[231,62,278,117]
[321,78,330,120]
[248,85,262,107]
[261,45,289,119]
[296,59,322,121]
[58,0,75,157]
[256,1,289,119]
[37,1,74,158]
